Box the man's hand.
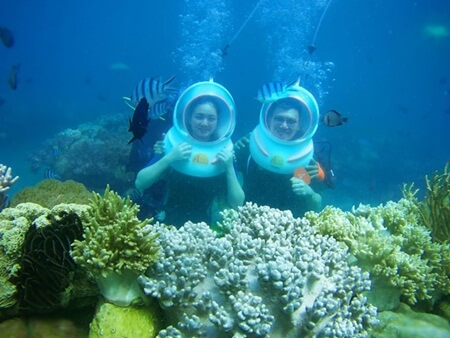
[306,161,325,181]
[234,134,250,150]
[290,177,314,197]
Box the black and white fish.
[256,78,300,103]
[321,109,349,127]
[44,168,61,180]
[125,75,177,108]
[149,101,170,120]
[128,97,150,144]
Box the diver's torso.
[164,169,227,227]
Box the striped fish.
[256,81,285,103]
[44,168,61,180]
[149,101,170,120]
[256,78,301,103]
[129,75,177,107]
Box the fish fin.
[123,97,135,110]
[342,117,349,122]
[285,77,300,89]
[163,75,176,86]
[329,109,340,114]
[127,136,136,145]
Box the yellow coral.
[10,179,93,209]
[71,185,159,277]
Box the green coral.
[71,185,159,306]
[403,161,450,243]
[305,197,450,308]
[10,179,93,209]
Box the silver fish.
[321,109,349,127]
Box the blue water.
[0,0,449,210]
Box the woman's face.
[189,102,218,141]
[268,107,300,141]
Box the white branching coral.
[139,203,378,337]
[0,164,19,210]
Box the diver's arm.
[216,148,245,208]
[135,142,192,192]
[290,177,322,211]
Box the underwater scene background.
[0,0,450,337]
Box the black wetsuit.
[235,143,321,218]
[160,168,227,228]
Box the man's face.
[268,108,300,141]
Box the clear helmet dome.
[173,81,236,145]
[261,95,319,144]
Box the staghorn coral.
[10,179,93,209]
[305,199,450,309]
[139,203,378,337]
[0,164,19,211]
[71,185,159,307]
[403,161,450,243]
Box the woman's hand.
[166,142,192,164]
[215,146,234,171]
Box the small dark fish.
[0,26,14,48]
[129,75,177,107]
[45,168,61,180]
[128,97,150,144]
[8,64,19,90]
[321,109,349,127]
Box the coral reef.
[139,203,378,337]
[89,299,161,338]
[0,202,98,321]
[27,114,136,193]
[10,179,93,209]
[304,199,450,309]
[403,161,450,243]
[71,186,159,307]
[0,164,19,211]
[13,211,84,313]
[372,303,450,338]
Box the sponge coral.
[10,179,93,209]
[305,198,450,308]
[71,185,159,307]
[139,203,378,337]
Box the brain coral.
[10,179,93,209]
[139,203,378,337]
